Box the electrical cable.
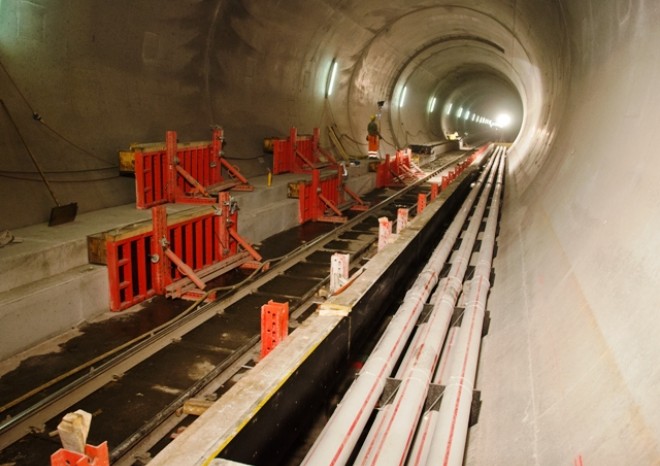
[0,166,119,174]
[0,173,120,183]
[0,58,117,169]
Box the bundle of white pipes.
[302,147,499,466]
[353,150,503,466]
[423,146,506,466]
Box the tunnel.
[0,1,658,464]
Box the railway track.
[0,151,474,465]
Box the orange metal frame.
[272,127,338,175]
[134,128,252,209]
[296,169,345,223]
[106,193,261,311]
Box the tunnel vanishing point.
[0,1,659,465]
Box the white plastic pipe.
[302,149,495,466]
[354,152,502,466]
[407,325,459,466]
[409,146,506,466]
[425,148,506,466]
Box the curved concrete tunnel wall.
[0,1,658,463]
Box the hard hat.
[370,115,376,120]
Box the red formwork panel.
[272,127,334,175]
[133,130,223,209]
[375,150,415,188]
[272,141,293,175]
[106,208,232,311]
[297,169,345,223]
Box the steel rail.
[0,152,468,452]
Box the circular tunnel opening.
[436,68,523,144]
[342,4,563,177]
[386,38,527,150]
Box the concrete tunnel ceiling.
[204,1,564,185]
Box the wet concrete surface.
[0,298,190,418]
[285,262,332,279]
[257,275,322,299]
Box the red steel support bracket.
[344,185,369,211]
[214,127,253,192]
[151,205,170,295]
[168,130,216,204]
[319,193,344,217]
[163,247,207,291]
[166,130,178,203]
[219,191,262,262]
[51,442,109,466]
[229,229,263,262]
[175,164,209,196]
[313,127,339,166]
[296,148,317,170]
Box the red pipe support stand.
[396,208,409,234]
[431,182,439,201]
[378,217,393,251]
[51,442,109,466]
[260,300,289,359]
[418,192,427,214]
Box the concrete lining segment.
[0,264,108,360]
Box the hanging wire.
[0,58,118,169]
[0,172,120,183]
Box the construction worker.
[367,115,381,157]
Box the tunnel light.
[457,107,463,118]
[428,97,437,113]
[464,110,470,120]
[399,86,408,108]
[495,113,512,128]
[471,114,476,121]
[325,59,338,98]
[445,103,453,115]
